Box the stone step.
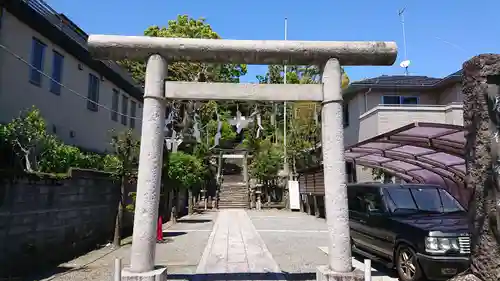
[218,204,249,208]
[219,193,248,195]
[220,191,247,194]
[219,193,248,196]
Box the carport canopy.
[345,122,471,207]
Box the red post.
[157,216,163,242]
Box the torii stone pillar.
[128,54,168,279]
[87,35,397,281]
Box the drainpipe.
[363,88,372,113]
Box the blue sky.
[46,0,500,83]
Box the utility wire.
[0,42,320,123]
[0,42,142,120]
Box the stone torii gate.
[88,35,397,281]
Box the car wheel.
[396,245,425,281]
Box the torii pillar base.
[122,267,167,281]
[316,266,363,281]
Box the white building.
[0,0,143,153]
[342,71,463,182]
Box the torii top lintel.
[87,35,398,66]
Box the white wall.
[0,10,142,152]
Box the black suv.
[347,183,471,281]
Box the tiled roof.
[344,70,463,98]
[351,75,441,87]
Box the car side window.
[359,187,385,214]
[347,186,365,213]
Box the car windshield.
[383,186,465,214]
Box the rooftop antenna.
[398,8,410,76]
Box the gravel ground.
[29,211,217,281]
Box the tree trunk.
[188,189,194,215]
[449,55,500,281]
[113,175,126,248]
[162,146,171,220]
[171,189,178,224]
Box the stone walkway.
[195,209,284,280]
[31,209,397,281]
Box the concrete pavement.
[195,209,285,280]
[34,209,396,281]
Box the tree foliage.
[103,129,140,177]
[249,139,283,182]
[168,151,206,190]
[251,64,351,176]
[118,15,247,85]
[103,129,140,247]
[0,107,104,173]
[38,138,104,173]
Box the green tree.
[1,107,105,174]
[2,107,48,172]
[249,139,283,183]
[255,64,350,177]
[168,151,206,214]
[103,129,140,247]
[38,137,104,173]
[119,15,247,85]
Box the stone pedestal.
[316,266,363,281]
[255,190,262,210]
[122,267,167,281]
[200,189,207,210]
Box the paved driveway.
[247,209,398,281]
[33,210,398,281]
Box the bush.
[0,107,115,174]
[38,136,104,173]
[168,151,206,190]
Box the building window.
[29,38,46,86]
[50,51,64,95]
[382,95,419,105]
[111,89,119,121]
[343,103,349,128]
[130,100,137,129]
[121,95,128,125]
[87,74,100,111]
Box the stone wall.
[0,169,121,277]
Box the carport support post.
[317,58,362,281]
[122,54,168,280]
